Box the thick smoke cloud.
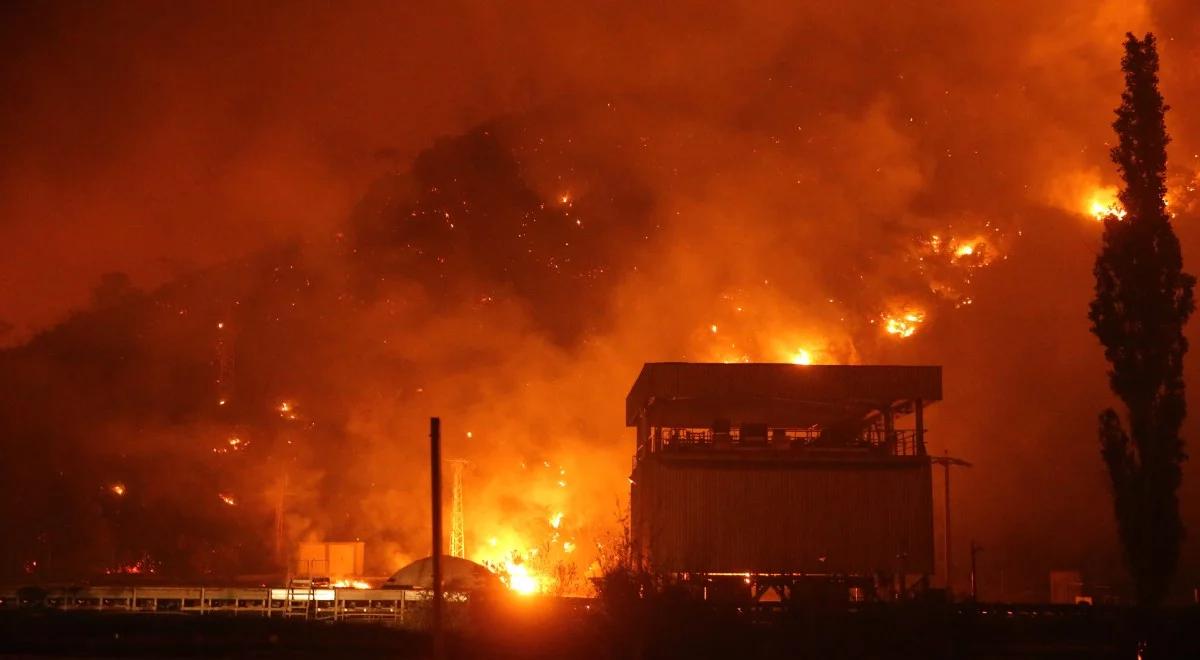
[3,0,1200,599]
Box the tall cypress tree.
[1089,32,1195,606]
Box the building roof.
[625,362,942,427]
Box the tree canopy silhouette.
[1089,32,1195,606]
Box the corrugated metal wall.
[632,456,934,575]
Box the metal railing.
[640,426,921,459]
[0,585,422,625]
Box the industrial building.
[628,362,940,601]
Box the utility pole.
[274,473,289,570]
[447,459,468,558]
[930,451,972,597]
[430,418,444,660]
[969,540,982,602]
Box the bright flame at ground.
[332,579,372,589]
[791,349,813,365]
[218,493,237,506]
[110,483,126,496]
[883,309,925,338]
[504,561,539,595]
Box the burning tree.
[1089,33,1195,606]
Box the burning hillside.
[4,1,1200,599]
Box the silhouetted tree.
[1089,33,1195,606]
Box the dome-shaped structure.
[382,555,502,591]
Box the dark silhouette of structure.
[627,362,941,602]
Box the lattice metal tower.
[447,460,468,558]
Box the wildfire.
[883,309,925,338]
[790,349,813,365]
[278,400,298,420]
[1087,187,1126,221]
[218,493,237,506]
[952,240,987,259]
[213,435,247,454]
[110,483,126,496]
[504,560,540,596]
[470,460,579,596]
[332,579,372,589]
[105,555,157,575]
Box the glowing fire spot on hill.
[218,493,237,506]
[883,309,926,338]
[1087,187,1126,221]
[791,349,813,365]
[110,483,126,496]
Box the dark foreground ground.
[1,602,1198,659]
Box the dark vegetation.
[1089,33,1195,607]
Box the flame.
[332,579,372,589]
[504,560,540,595]
[105,555,156,575]
[790,349,813,365]
[218,493,237,506]
[110,483,126,496]
[213,435,247,454]
[278,400,298,420]
[549,511,563,529]
[1087,187,1126,221]
[883,309,925,338]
